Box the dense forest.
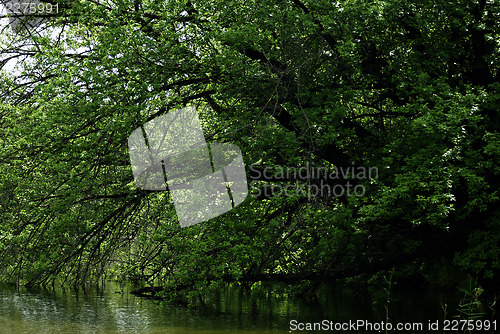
[0,0,499,315]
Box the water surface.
[0,281,489,333]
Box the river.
[0,281,496,333]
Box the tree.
[0,0,498,310]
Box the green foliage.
[0,0,499,314]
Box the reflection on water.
[0,281,486,333]
[0,282,295,334]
